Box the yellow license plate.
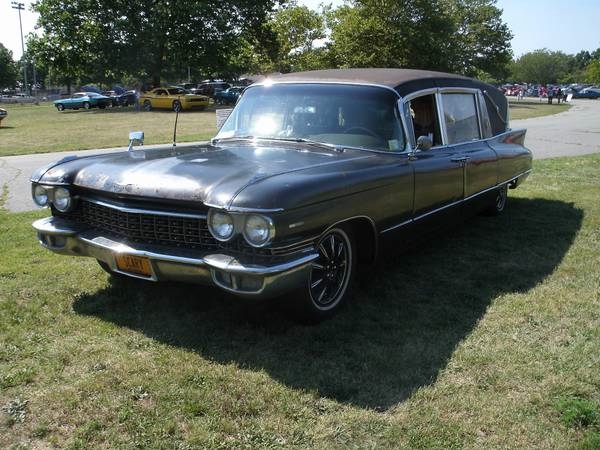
[115,254,152,277]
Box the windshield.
[215,83,406,152]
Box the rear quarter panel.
[486,128,532,183]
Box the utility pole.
[11,1,28,96]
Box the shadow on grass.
[73,197,582,410]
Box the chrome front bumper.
[33,217,318,298]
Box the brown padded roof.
[270,68,508,136]
[273,68,471,89]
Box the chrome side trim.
[83,197,206,220]
[381,219,413,234]
[380,169,532,234]
[203,202,285,213]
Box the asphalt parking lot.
[1,99,599,213]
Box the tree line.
[1,0,599,92]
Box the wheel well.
[335,217,378,265]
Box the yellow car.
[140,87,210,112]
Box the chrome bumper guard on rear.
[33,217,318,298]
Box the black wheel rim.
[496,186,507,211]
[144,101,151,111]
[309,229,352,310]
[173,101,181,112]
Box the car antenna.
[172,95,180,149]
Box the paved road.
[1,99,599,213]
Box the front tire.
[172,100,182,112]
[56,103,64,111]
[292,226,355,322]
[83,101,91,110]
[143,100,152,111]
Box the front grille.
[58,199,219,250]
[55,198,313,257]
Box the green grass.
[508,97,571,120]
[0,98,567,157]
[0,102,218,157]
[1,153,598,448]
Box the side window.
[441,93,480,144]
[478,91,493,138]
[408,94,442,147]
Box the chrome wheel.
[83,101,91,110]
[308,227,354,311]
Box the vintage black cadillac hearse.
[31,69,531,320]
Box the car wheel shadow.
[72,197,582,410]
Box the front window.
[216,83,405,152]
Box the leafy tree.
[268,3,327,72]
[510,49,570,85]
[585,59,600,85]
[29,0,279,88]
[326,0,512,78]
[0,43,18,89]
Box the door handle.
[451,156,470,163]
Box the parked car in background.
[54,92,112,111]
[571,87,600,99]
[0,107,7,127]
[139,87,209,112]
[194,81,231,97]
[31,68,531,321]
[102,90,137,107]
[213,86,244,105]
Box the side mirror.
[128,131,144,152]
[416,135,433,151]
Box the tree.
[585,59,600,85]
[510,49,570,85]
[0,43,18,89]
[29,0,279,88]
[268,3,327,72]
[325,0,512,78]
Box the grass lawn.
[508,97,571,120]
[0,102,219,157]
[1,154,598,448]
[0,98,569,157]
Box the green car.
[53,92,113,111]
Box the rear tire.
[291,226,356,323]
[484,184,508,216]
[83,101,91,110]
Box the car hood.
[32,141,384,210]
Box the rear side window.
[441,93,480,144]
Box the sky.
[1,0,599,60]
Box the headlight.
[243,214,274,247]
[32,184,49,207]
[53,187,72,212]
[208,210,235,241]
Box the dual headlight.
[208,209,275,247]
[32,184,74,212]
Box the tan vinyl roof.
[271,68,470,89]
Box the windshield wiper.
[210,135,254,145]
[263,137,345,152]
